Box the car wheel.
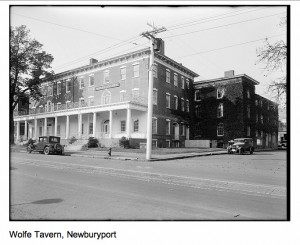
[44,146,50,155]
[27,146,32,153]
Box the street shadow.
[11,198,63,206]
[31,198,63,204]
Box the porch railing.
[14,94,147,117]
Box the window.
[79,98,85,107]
[255,99,258,106]
[217,103,223,118]
[186,79,189,89]
[260,100,263,107]
[152,118,157,134]
[66,100,71,109]
[89,75,94,87]
[166,140,170,148]
[247,126,251,136]
[256,130,259,138]
[166,70,170,83]
[181,76,185,89]
[66,79,71,93]
[166,93,171,108]
[89,122,93,134]
[247,89,250,98]
[89,97,94,106]
[57,82,61,95]
[181,98,185,111]
[132,88,139,100]
[104,71,109,84]
[174,74,178,86]
[174,96,178,110]
[180,124,185,136]
[217,88,224,99]
[120,67,126,80]
[152,139,157,148]
[121,121,126,132]
[153,64,157,78]
[120,90,126,102]
[186,100,189,112]
[256,113,258,123]
[153,89,158,105]
[195,90,201,101]
[48,84,53,96]
[133,63,139,77]
[166,119,170,135]
[134,120,139,132]
[247,104,250,118]
[261,115,264,124]
[103,120,109,134]
[196,105,201,118]
[217,123,224,136]
[102,90,111,105]
[79,78,84,89]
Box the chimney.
[224,70,235,78]
[89,58,98,65]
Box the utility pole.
[141,23,166,160]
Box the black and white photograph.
[3,1,297,244]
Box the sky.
[10,5,287,104]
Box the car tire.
[44,146,50,155]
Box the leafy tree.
[256,17,287,107]
[10,25,54,144]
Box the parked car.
[27,136,64,155]
[227,140,234,154]
[229,138,254,154]
[278,140,287,150]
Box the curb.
[68,151,228,161]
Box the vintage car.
[229,138,254,154]
[278,140,287,150]
[27,136,64,155]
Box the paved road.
[10,151,287,220]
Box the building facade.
[13,43,199,148]
[193,71,278,149]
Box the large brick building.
[13,42,199,148]
[193,70,278,149]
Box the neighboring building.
[13,41,199,148]
[193,70,278,149]
[278,120,287,143]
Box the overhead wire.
[175,33,286,59]
[167,6,269,31]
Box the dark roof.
[194,74,259,86]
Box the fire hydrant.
[108,147,112,157]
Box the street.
[10,151,287,220]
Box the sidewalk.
[10,145,277,161]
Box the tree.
[10,25,54,144]
[256,17,287,107]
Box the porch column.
[54,116,58,136]
[44,118,47,136]
[126,108,131,138]
[66,115,69,139]
[16,121,20,141]
[34,119,38,139]
[93,112,97,138]
[24,120,28,140]
[78,113,82,138]
[109,110,113,138]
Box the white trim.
[120,65,126,68]
[89,74,95,77]
[132,62,139,66]
[132,88,139,90]
[88,96,94,98]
